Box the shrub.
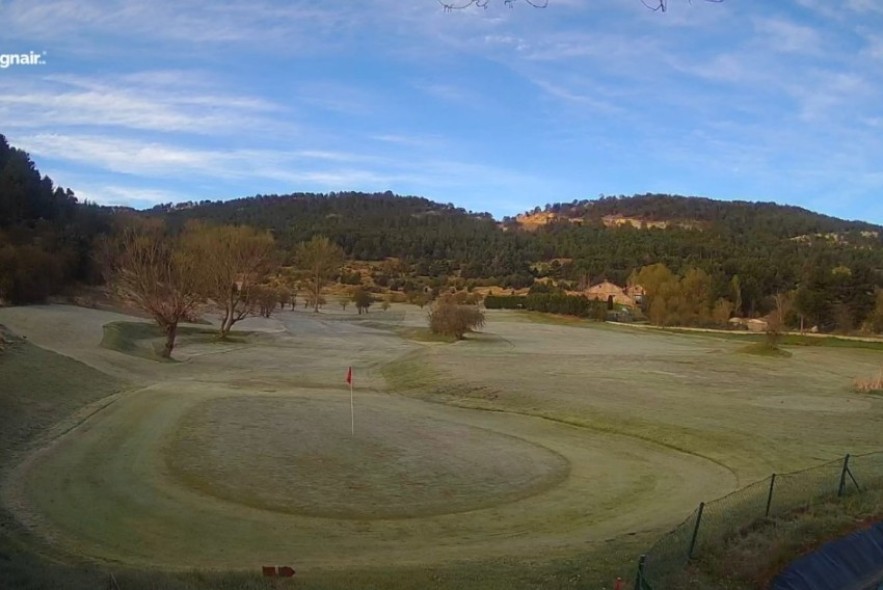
[428,301,485,340]
[351,288,373,314]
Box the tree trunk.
[220,315,233,340]
[161,322,178,359]
[313,271,320,313]
[220,303,234,340]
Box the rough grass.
[669,488,883,590]
[0,331,124,461]
[398,326,458,343]
[738,342,793,358]
[653,325,883,352]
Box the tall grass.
[854,369,883,393]
[668,488,883,590]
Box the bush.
[0,243,64,304]
[428,301,485,340]
[351,288,373,314]
[484,293,607,319]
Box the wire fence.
[634,451,883,590]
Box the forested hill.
[523,194,881,238]
[150,192,534,283]
[154,191,883,324]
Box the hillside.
[513,194,882,240]
[152,191,536,288]
[149,191,883,326]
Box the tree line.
[4,135,883,336]
[0,134,112,304]
[484,293,608,319]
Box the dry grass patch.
[854,369,883,393]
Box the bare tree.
[640,0,724,12]
[104,219,201,359]
[765,291,793,348]
[184,223,278,339]
[294,236,345,313]
[253,285,280,318]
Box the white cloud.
[11,131,543,210]
[371,134,444,149]
[846,0,883,14]
[74,185,188,207]
[752,17,822,54]
[415,81,485,106]
[14,134,233,177]
[0,0,365,53]
[0,73,286,135]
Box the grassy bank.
[669,488,883,590]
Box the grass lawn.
[1,305,882,589]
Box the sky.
[1,0,882,223]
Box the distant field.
[1,304,882,588]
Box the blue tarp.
[772,522,883,590]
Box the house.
[585,281,638,308]
[624,284,646,304]
[746,318,769,333]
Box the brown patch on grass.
[853,369,883,393]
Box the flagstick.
[349,378,354,436]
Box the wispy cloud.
[0,0,364,53]
[0,72,286,136]
[414,81,485,106]
[752,17,822,54]
[12,131,545,212]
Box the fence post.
[634,554,646,590]
[687,502,705,560]
[765,473,777,517]
[838,454,851,497]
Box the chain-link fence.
[635,451,883,590]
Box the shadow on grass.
[99,321,252,362]
[738,342,793,358]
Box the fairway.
[2,304,882,575]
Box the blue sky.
[1,0,882,223]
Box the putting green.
[165,396,569,518]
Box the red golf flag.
[346,366,352,385]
